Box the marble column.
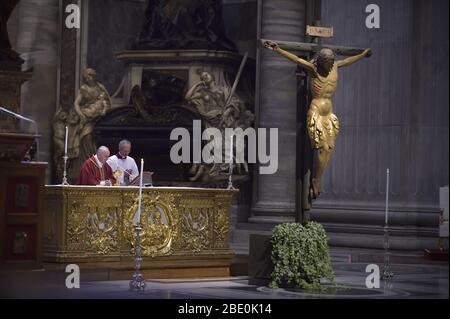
[13,0,59,182]
[250,0,307,223]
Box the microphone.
[0,106,40,161]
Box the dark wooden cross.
[260,24,366,57]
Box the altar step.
[230,218,441,255]
[312,205,441,251]
[26,255,248,282]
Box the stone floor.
[0,248,448,299]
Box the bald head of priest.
[107,139,139,186]
[77,146,116,186]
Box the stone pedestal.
[248,234,273,279]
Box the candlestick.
[130,158,146,291]
[385,168,389,225]
[61,156,69,185]
[227,137,235,190]
[137,158,144,222]
[62,126,69,185]
[230,136,233,163]
[382,168,393,281]
[64,126,68,155]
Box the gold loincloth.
[307,109,340,150]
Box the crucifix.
[260,23,372,224]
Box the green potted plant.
[269,222,334,290]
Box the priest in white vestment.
[107,139,139,186]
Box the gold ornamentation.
[179,207,211,253]
[85,207,119,254]
[214,208,228,247]
[213,195,232,248]
[66,195,121,253]
[66,201,85,250]
[114,170,122,186]
[124,192,178,257]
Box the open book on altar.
[129,171,154,187]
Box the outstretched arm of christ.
[264,40,316,74]
[337,48,372,68]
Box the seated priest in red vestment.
[77,146,116,186]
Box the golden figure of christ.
[264,40,371,199]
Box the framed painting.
[5,177,37,214]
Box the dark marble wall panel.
[319,0,449,210]
[87,0,146,94]
[223,0,257,58]
[87,0,257,95]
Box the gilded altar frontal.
[45,186,236,264]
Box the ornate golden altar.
[44,185,237,276]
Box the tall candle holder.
[62,155,69,185]
[227,136,235,190]
[62,126,69,185]
[129,222,146,291]
[130,159,146,291]
[382,168,393,280]
[382,224,394,280]
[227,162,235,190]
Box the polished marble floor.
[0,248,448,299]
